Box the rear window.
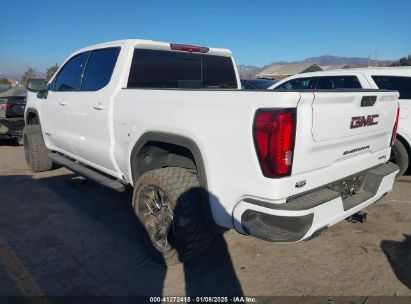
[372,76,411,99]
[316,76,362,89]
[275,77,314,90]
[127,49,237,89]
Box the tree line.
[390,55,411,66]
[18,64,59,87]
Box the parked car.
[24,40,399,264]
[270,67,411,175]
[241,78,277,89]
[0,87,27,145]
[0,84,11,93]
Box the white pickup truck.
[270,67,411,175]
[25,39,400,264]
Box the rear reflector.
[170,43,209,53]
[0,99,11,111]
[391,105,400,146]
[254,109,296,177]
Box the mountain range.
[2,55,394,81]
[238,55,394,77]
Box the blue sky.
[1,0,410,76]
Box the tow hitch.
[346,211,367,223]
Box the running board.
[48,153,126,192]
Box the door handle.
[92,103,106,110]
[59,101,67,106]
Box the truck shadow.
[0,172,242,296]
[380,235,411,290]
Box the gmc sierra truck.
[24,39,400,264]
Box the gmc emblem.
[350,114,379,129]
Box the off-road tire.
[133,167,212,265]
[390,140,409,176]
[23,125,53,172]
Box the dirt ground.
[0,141,410,297]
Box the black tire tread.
[23,125,53,172]
[133,167,211,265]
[392,140,409,176]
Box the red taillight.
[170,43,209,53]
[391,105,400,146]
[254,109,296,177]
[0,100,11,111]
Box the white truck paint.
[25,40,400,262]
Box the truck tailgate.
[312,91,397,142]
[290,90,399,196]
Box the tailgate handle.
[361,96,377,107]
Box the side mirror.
[36,90,48,99]
[27,78,47,93]
[27,78,48,99]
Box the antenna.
[373,49,379,66]
[368,53,372,67]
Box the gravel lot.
[0,142,410,297]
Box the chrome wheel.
[139,185,175,252]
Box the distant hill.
[298,55,393,67]
[0,71,46,83]
[238,55,394,77]
[0,73,21,81]
[236,65,261,78]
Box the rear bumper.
[233,162,399,242]
[0,118,24,138]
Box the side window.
[81,47,121,91]
[276,78,313,90]
[316,76,362,89]
[53,52,89,91]
[372,76,411,100]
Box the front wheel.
[23,125,53,172]
[390,140,409,176]
[133,167,212,265]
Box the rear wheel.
[390,140,409,176]
[133,167,211,265]
[23,125,53,172]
